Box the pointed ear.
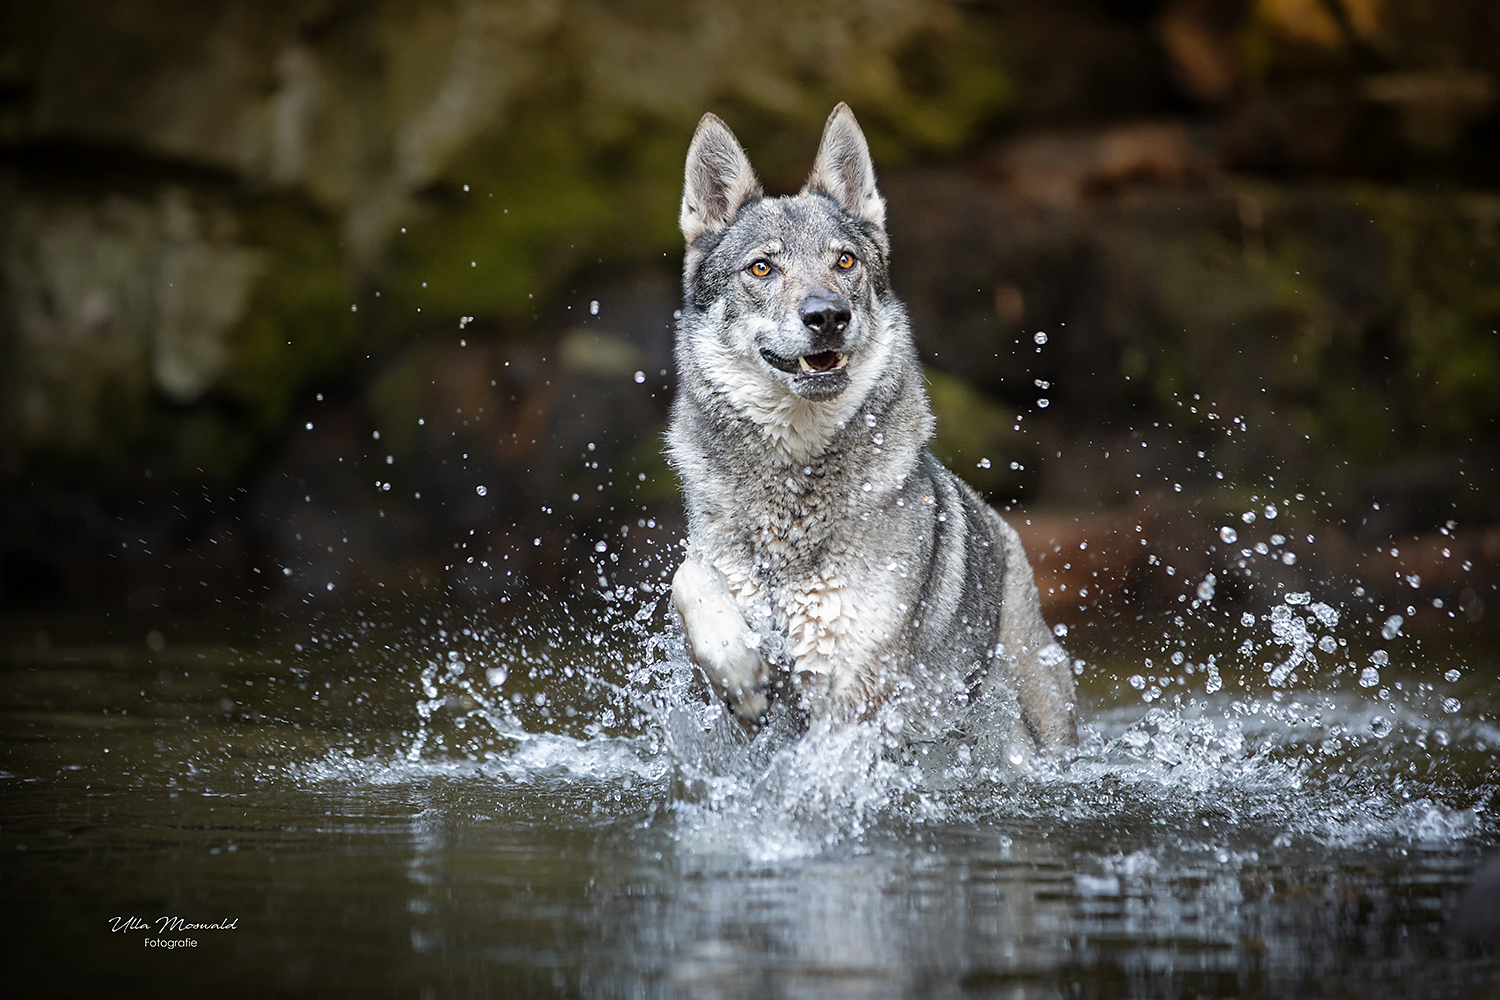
[680,113,762,244]
[803,103,886,230]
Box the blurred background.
[1,0,1496,634]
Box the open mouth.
[760,348,849,376]
[797,350,847,373]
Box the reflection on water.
[2,590,1497,997]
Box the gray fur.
[668,104,1077,752]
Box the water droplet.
[475,485,488,497]
[1033,331,1048,345]
[1369,714,1391,737]
[1281,552,1296,565]
[861,482,872,492]
[1037,398,1050,408]
[1381,615,1403,640]
[1444,668,1462,683]
[1128,674,1146,690]
[486,666,507,686]
[595,540,608,553]
[1286,592,1309,605]
[1442,697,1461,714]
[634,371,645,383]
[1196,573,1216,600]
[1359,666,1380,688]
[1053,623,1068,637]
[1371,649,1389,666]
[590,300,600,315]
[325,582,335,591]
[1264,504,1278,519]
[305,422,313,431]
[1241,612,1256,627]
[978,458,991,469]
[1241,510,1256,523]
[865,413,877,427]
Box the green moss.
[1113,180,1499,479]
[1360,190,1500,444]
[926,368,1030,500]
[168,409,261,483]
[622,427,680,506]
[384,103,683,327]
[227,195,360,435]
[854,20,1015,167]
[381,7,1017,330]
[362,348,435,457]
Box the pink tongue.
[803,351,840,372]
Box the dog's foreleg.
[671,559,772,722]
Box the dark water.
[2,588,1497,998]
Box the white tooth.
[836,353,848,368]
[798,356,813,372]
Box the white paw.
[672,559,770,720]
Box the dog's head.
[678,104,898,407]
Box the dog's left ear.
[803,103,886,231]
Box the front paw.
[671,559,771,721]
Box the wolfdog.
[668,104,1077,755]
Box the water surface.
[3,587,1497,998]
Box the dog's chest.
[718,448,869,564]
[717,466,906,696]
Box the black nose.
[800,291,851,343]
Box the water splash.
[290,548,1492,869]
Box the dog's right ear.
[680,114,761,245]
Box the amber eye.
[836,252,856,270]
[748,259,773,278]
